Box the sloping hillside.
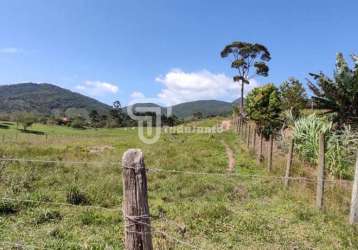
[172,100,233,118]
[0,83,111,115]
[0,83,236,119]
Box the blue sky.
[0,0,357,106]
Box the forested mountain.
[0,83,235,118]
[0,83,111,115]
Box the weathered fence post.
[267,134,273,171]
[237,117,240,134]
[239,120,242,138]
[252,126,256,154]
[316,133,325,210]
[243,122,246,140]
[284,138,294,187]
[247,125,251,149]
[258,133,264,163]
[122,149,153,250]
[349,152,358,224]
[238,117,241,133]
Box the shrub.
[80,210,105,225]
[66,186,90,205]
[70,117,86,129]
[48,227,65,239]
[0,200,18,215]
[35,210,62,224]
[15,112,37,131]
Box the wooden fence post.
[258,134,264,163]
[316,133,325,210]
[122,149,153,250]
[245,123,248,141]
[239,120,242,137]
[349,151,358,224]
[237,117,240,134]
[284,138,294,187]
[238,117,241,133]
[247,125,251,149]
[242,122,246,139]
[252,126,256,154]
[267,134,273,172]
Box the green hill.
[172,100,234,118]
[0,83,111,115]
[0,83,235,119]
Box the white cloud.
[75,80,119,97]
[155,69,259,105]
[0,48,23,54]
[130,91,145,99]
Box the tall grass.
[293,114,358,178]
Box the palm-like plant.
[308,53,358,125]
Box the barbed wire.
[1,157,356,187]
[124,213,199,249]
[0,157,119,166]
[0,157,318,182]
[0,197,120,212]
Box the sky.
[0,0,357,106]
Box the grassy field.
[0,119,358,249]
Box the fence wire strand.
[0,157,319,183]
[0,197,120,212]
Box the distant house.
[58,116,71,125]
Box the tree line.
[222,40,358,178]
[221,41,358,135]
[3,100,183,131]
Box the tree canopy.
[220,41,271,111]
[308,53,358,125]
[280,78,307,119]
[16,112,37,131]
[245,84,282,138]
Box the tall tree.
[308,53,358,125]
[89,110,100,127]
[109,101,123,127]
[220,41,271,113]
[280,78,307,119]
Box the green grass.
[0,118,357,249]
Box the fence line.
[0,157,320,182]
[123,210,199,249]
[0,142,356,249]
[235,119,358,225]
[0,197,120,212]
[0,157,118,166]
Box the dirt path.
[221,140,235,172]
